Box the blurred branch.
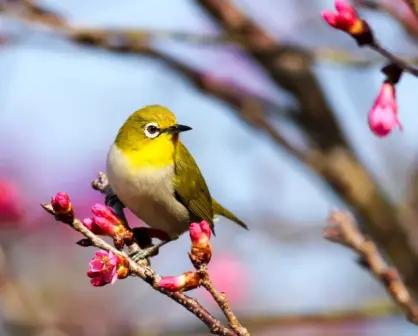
[0,301,401,335]
[0,0,309,165]
[195,0,418,309]
[355,0,418,38]
[324,211,418,324]
[403,0,418,22]
[195,0,347,149]
[314,47,418,66]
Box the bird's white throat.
[106,144,190,237]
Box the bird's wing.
[173,142,215,231]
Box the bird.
[106,105,248,260]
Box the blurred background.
[1,0,418,335]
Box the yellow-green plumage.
[106,105,248,240]
[173,142,248,234]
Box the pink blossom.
[51,192,72,214]
[322,0,362,34]
[87,250,118,286]
[205,253,249,305]
[0,180,22,224]
[368,82,402,137]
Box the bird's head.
[114,105,192,168]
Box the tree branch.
[195,0,418,306]
[403,0,418,22]
[324,211,418,324]
[199,269,249,335]
[41,204,237,335]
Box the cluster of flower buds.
[158,220,212,292]
[322,0,374,45]
[322,1,404,137]
[82,204,133,249]
[87,250,130,286]
[0,179,22,224]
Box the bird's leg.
[104,186,129,229]
[129,230,177,262]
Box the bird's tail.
[212,199,248,230]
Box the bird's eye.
[144,122,160,139]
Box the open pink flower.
[322,0,364,35]
[368,82,402,137]
[87,250,119,286]
[0,180,22,224]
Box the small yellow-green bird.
[106,105,248,259]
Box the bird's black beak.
[165,124,192,134]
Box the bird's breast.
[106,144,190,237]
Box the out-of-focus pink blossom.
[189,221,212,268]
[158,271,200,292]
[51,192,72,215]
[322,0,364,35]
[205,253,249,305]
[87,250,129,286]
[368,82,402,137]
[0,180,22,224]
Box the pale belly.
[106,144,190,237]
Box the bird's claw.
[129,245,160,262]
[129,239,172,262]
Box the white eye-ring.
[144,122,160,139]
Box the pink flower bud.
[322,0,366,35]
[158,271,200,292]
[92,216,118,236]
[51,192,72,215]
[87,250,121,286]
[91,204,121,226]
[189,221,211,246]
[368,82,402,137]
[82,218,94,231]
[189,221,212,268]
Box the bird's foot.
[129,239,171,262]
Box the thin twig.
[40,206,236,336]
[199,269,249,336]
[324,211,418,324]
[369,41,418,77]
